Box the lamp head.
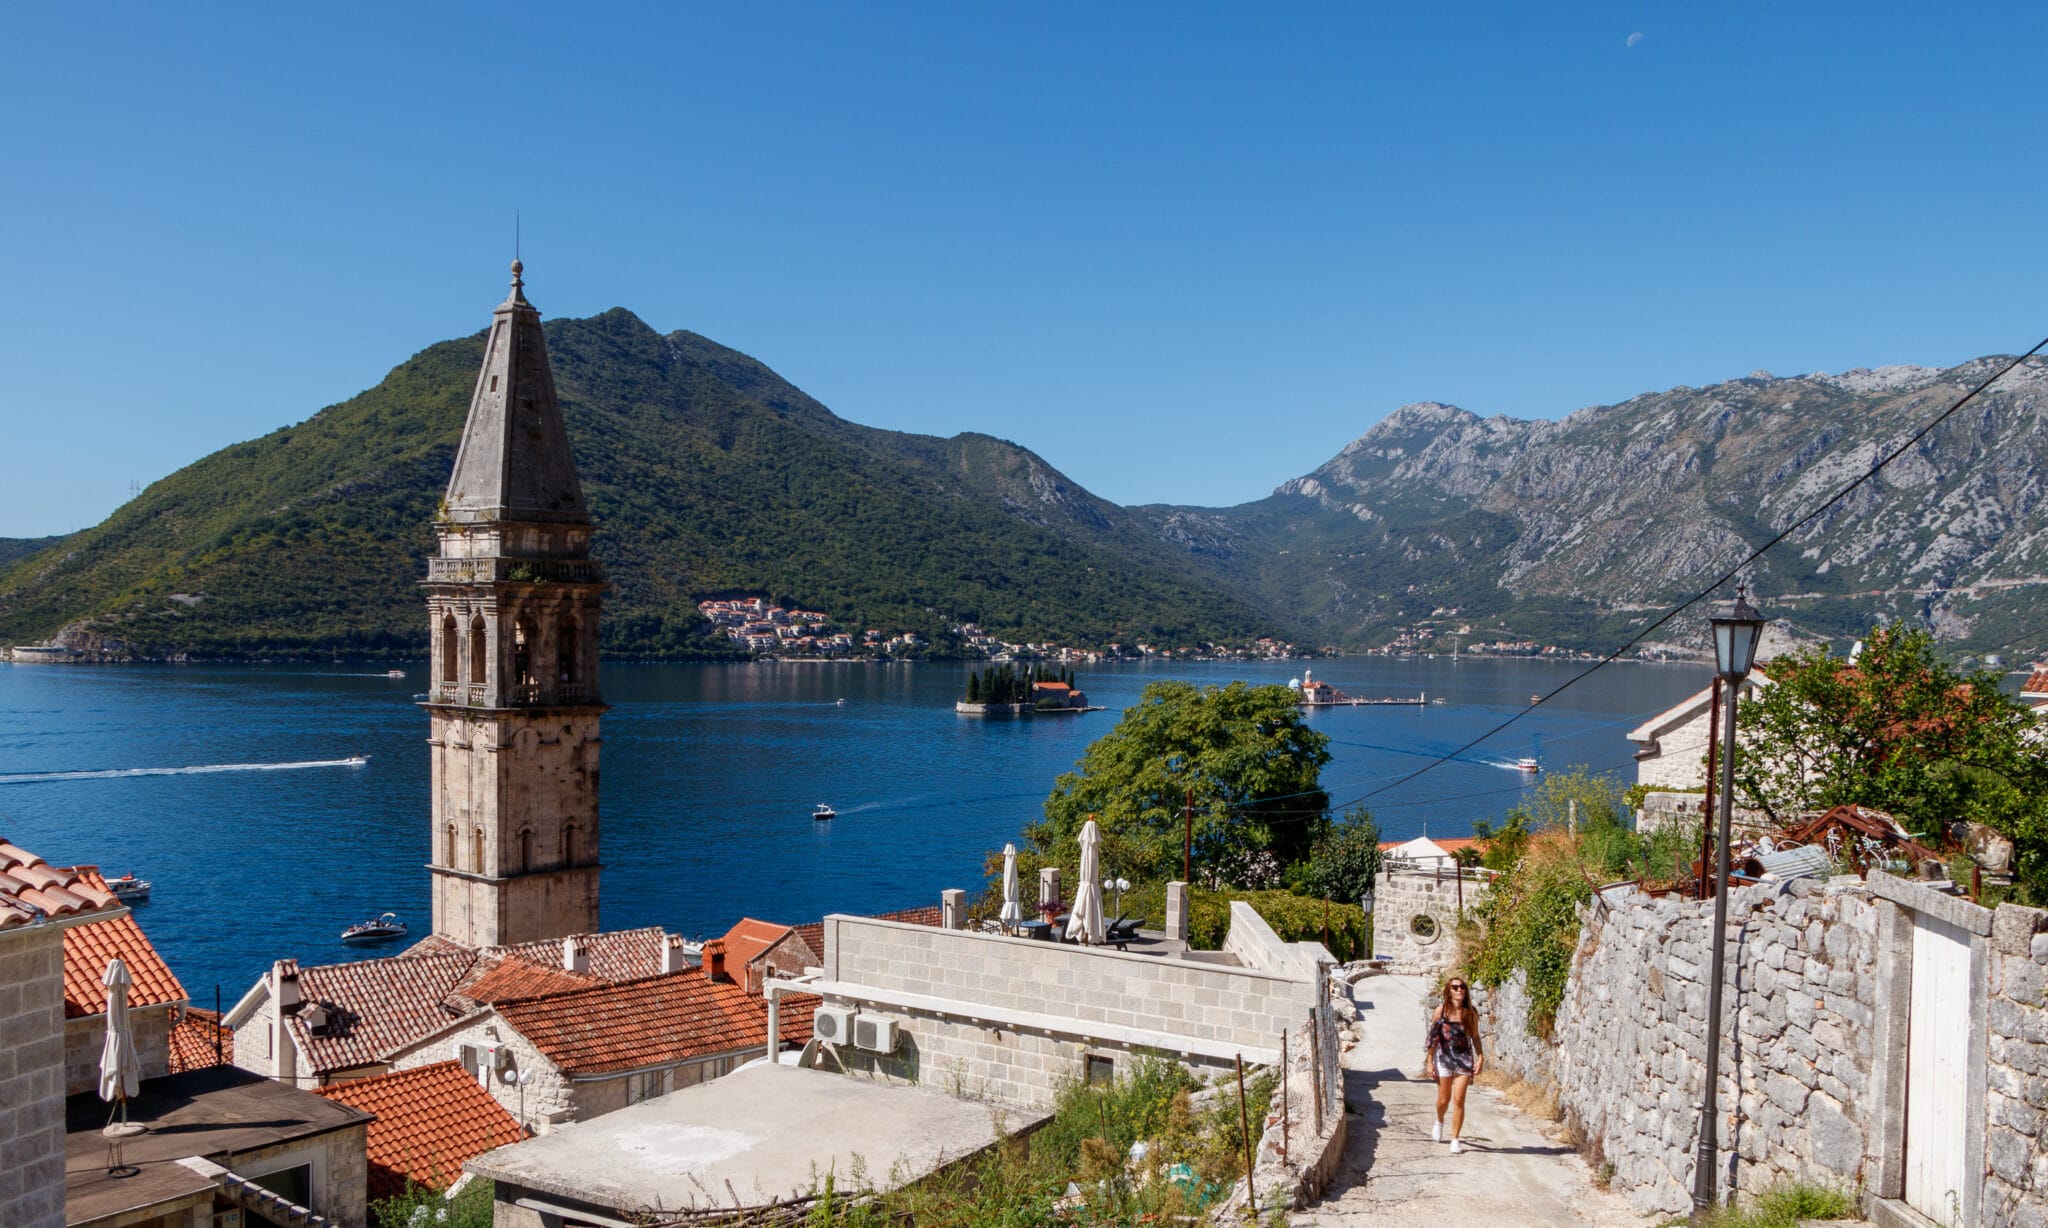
[1709,589,1766,680]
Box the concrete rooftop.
[465,1063,1050,1213]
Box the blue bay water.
[0,657,1707,1001]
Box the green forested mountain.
[0,310,1276,658]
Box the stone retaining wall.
[1483,878,1882,1214]
[1982,902,2048,1227]
[1369,869,1484,974]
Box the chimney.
[1165,881,1190,943]
[1039,867,1062,914]
[661,933,688,975]
[942,888,967,930]
[704,939,728,983]
[562,936,589,976]
[272,959,302,1013]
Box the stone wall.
[64,1003,171,1095]
[815,912,1329,1108]
[1982,902,2048,1227]
[0,926,66,1228]
[1483,878,1882,1215]
[229,1121,372,1228]
[1369,869,1485,974]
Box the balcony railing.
[425,558,606,585]
[429,681,593,708]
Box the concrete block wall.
[1484,879,1883,1215]
[233,1123,372,1228]
[64,1004,170,1095]
[0,927,66,1228]
[1370,870,1483,973]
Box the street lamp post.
[1692,590,1766,1221]
[1361,885,1377,960]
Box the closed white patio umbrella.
[99,958,144,1138]
[1065,819,1106,945]
[999,843,1023,932]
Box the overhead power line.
[1339,339,2048,809]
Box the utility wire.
[1342,340,2048,808]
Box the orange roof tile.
[791,906,943,966]
[452,955,602,1007]
[168,1007,233,1074]
[315,1060,524,1199]
[2024,668,2048,698]
[493,967,796,1076]
[0,840,121,931]
[492,926,668,983]
[721,918,795,970]
[62,910,187,1017]
[290,949,481,1075]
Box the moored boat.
[812,803,837,821]
[108,874,151,902]
[340,912,407,945]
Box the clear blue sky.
[6,4,2046,537]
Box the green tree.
[965,670,981,702]
[1302,807,1383,903]
[1735,624,2048,893]
[1028,680,1331,883]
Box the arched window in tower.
[558,617,579,685]
[440,615,458,683]
[563,823,580,867]
[519,828,534,874]
[514,616,538,690]
[468,615,487,684]
[473,827,486,874]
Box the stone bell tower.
[422,260,606,948]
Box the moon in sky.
[1627,32,1645,47]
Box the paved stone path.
[1299,973,1640,1227]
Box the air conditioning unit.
[853,1016,898,1054]
[813,1004,857,1045]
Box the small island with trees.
[956,663,1099,715]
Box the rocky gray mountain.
[1146,358,2048,657]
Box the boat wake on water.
[0,756,370,784]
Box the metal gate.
[1905,910,1972,1221]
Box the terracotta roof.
[290,950,481,1074]
[2022,668,2048,698]
[315,1060,524,1199]
[791,906,943,966]
[492,926,668,983]
[493,967,802,1076]
[62,911,187,1017]
[168,1007,232,1074]
[721,918,795,970]
[0,840,121,931]
[450,955,602,1008]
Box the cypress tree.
[966,671,980,702]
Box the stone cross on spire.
[442,260,589,527]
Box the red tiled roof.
[0,840,121,931]
[791,906,943,967]
[62,911,187,1017]
[168,1007,233,1074]
[315,1060,523,1199]
[721,918,794,970]
[2023,668,2048,698]
[291,950,481,1075]
[1033,681,1072,692]
[494,967,800,1076]
[451,955,602,1008]
[492,926,668,983]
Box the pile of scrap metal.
[1638,803,1950,900]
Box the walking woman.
[1424,976,1484,1153]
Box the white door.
[1905,911,1973,1222]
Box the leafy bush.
[1698,1179,1856,1228]
[370,1177,494,1228]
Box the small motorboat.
[384,669,406,679]
[344,754,370,766]
[812,803,837,821]
[108,874,151,903]
[1529,693,1544,705]
[1516,758,1541,774]
[340,912,407,945]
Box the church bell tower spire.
[422,261,607,948]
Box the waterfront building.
[422,259,608,948]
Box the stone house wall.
[815,912,1331,1109]
[0,926,67,1228]
[1370,869,1486,974]
[1981,902,2048,1227]
[226,1122,371,1228]
[1482,878,1882,1215]
[63,1003,171,1095]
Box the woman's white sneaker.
[1432,1121,1443,1143]
[1450,1138,1463,1154]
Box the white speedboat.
[812,803,837,821]
[108,874,151,903]
[1516,758,1541,773]
[340,912,407,945]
